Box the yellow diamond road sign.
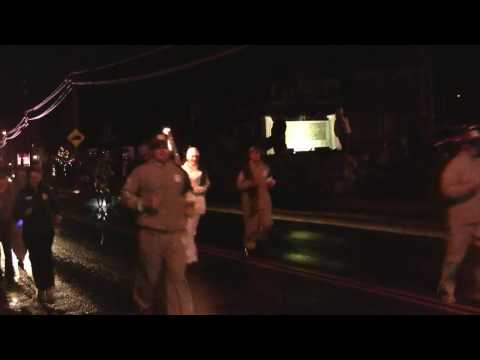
[67,129,85,148]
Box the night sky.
[1,45,479,153]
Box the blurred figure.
[11,166,28,270]
[13,164,62,304]
[438,125,480,304]
[181,147,210,265]
[0,167,15,284]
[121,147,135,179]
[121,132,195,315]
[236,146,276,256]
[14,166,28,191]
[94,151,114,220]
[94,151,114,186]
[135,142,151,167]
[270,116,287,155]
[334,107,353,153]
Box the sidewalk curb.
[207,206,445,239]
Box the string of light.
[27,84,73,121]
[71,45,249,86]
[0,45,249,148]
[4,45,174,143]
[1,83,73,147]
[25,79,70,115]
[5,79,72,140]
[70,45,174,77]
[6,80,70,136]
[6,116,28,136]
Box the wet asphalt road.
[0,200,478,315]
[197,212,445,298]
[0,223,131,315]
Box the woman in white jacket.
[182,147,210,264]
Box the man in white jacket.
[438,125,480,304]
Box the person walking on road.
[13,164,62,304]
[181,147,210,265]
[0,167,15,285]
[438,125,480,304]
[236,145,276,256]
[122,132,195,315]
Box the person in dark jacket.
[13,164,62,304]
[12,166,28,271]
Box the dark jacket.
[13,182,60,235]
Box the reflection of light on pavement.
[1,245,33,281]
[87,198,109,220]
[98,200,107,210]
[88,198,107,209]
[96,199,108,220]
[88,198,109,211]
[283,253,317,264]
[24,254,33,278]
[87,199,96,209]
[11,251,33,280]
[285,230,348,247]
[287,230,324,242]
[283,252,346,271]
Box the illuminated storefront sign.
[265,115,340,154]
[17,153,31,167]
